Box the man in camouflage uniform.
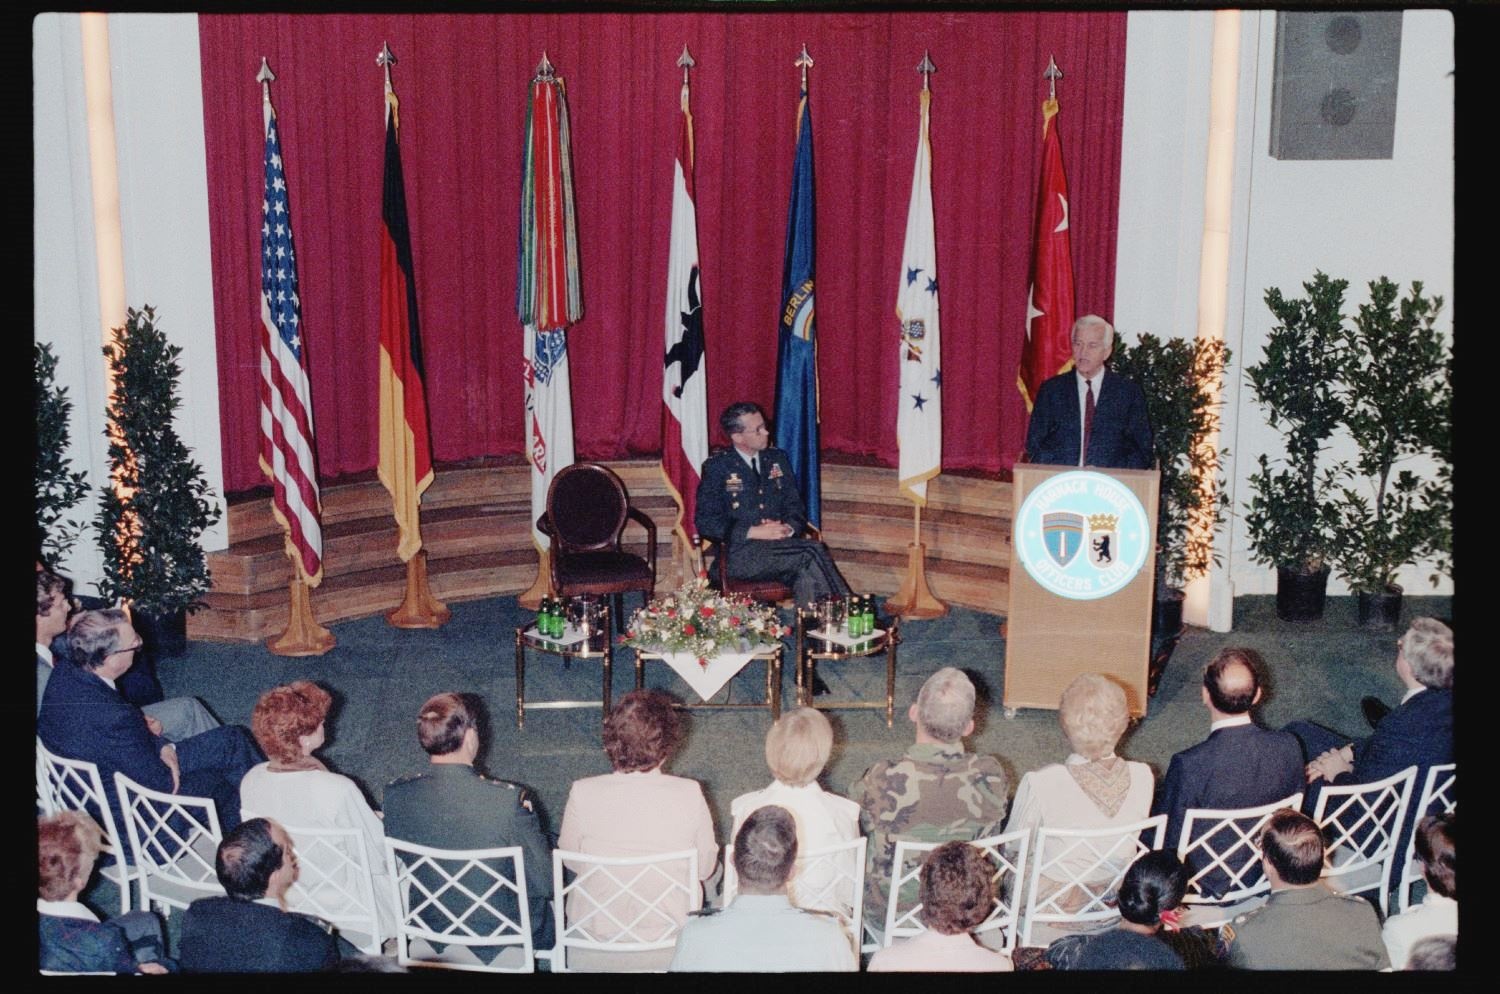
[851,667,1009,938]
[1224,808,1390,970]
[383,692,554,955]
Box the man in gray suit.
[383,692,553,953]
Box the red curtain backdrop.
[200,12,1125,494]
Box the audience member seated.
[729,707,859,915]
[1046,850,1219,970]
[180,817,341,973]
[239,680,398,944]
[1382,812,1457,969]
[36,581,218,738]
[1288,618,1453,792]
[383,691,554,956]
[669,805,856,972]
[867,840,1014,972]
[1405,935,1456,972]
[1153,648,1304,894]
[557,689,718,971]
[37,608,263,833]
[1005,672,1152,911]
[853,667,1008,940]
[1225,808,1390,970]
[38,811,173,975]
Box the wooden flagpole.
[885,503,947,618]
[266,548,335,656]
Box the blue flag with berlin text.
[774,85,821,527]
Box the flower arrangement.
[623,577,788,664]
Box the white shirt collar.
[1401,685,1425,705]
[92,671,117,691]
[38,898,99,922]
[37,642,53,666]
[1210,714,1254,732]
[735,447,761,472]
[1064,752,1114,765]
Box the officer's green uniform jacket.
[1225,884,1391,970]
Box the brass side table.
[514,603,613,729]
[797,611,900,727]
[633,644,783,720]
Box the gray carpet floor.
[83,592,1451,949]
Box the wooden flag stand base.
[885,542,948,619]
[517,548,552,611]
[386,551,451,628]
[266,576,335,656]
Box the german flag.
[377,88,433,563]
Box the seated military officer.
[694,401,850,606]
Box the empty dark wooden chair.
[537,463,657,632]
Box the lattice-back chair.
[274,823,383,955]
[883,828,1030,951]
[721,837,866,956]
[1021,815,1167,948]
[1395,763,1456,913]
[384,839,534,973]
[36,738,136,914]
[538,462,657,633]
[1311,765,1417,918]
[550,848,699,972]
[112,772,224,916]
[1174,792,1303,927]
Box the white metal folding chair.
[721,837,866,955]
[112,772,224,916]
[275,823,383,955]
[1021,814,1167,948]
[384,838,534,973]
[36,738,136,914]
[550,848,699,972]
[882,828,1030,951]
[1311,765,1417,917]
[1174,792,1303,927]
[1395,763,1456,913]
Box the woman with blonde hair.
[728,707,859,914]
[239,680,397,945]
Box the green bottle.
[862,594,876,636]
[537,597,551,636]
[550,598,565,638]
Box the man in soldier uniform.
[1224,808,1390,970]
[180,818,341,972]
[851,667,1009,940]
[383,692,554,954]
[695,401,850,605]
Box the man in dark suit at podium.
[1022,314,1154,470]
[695,401,849,605]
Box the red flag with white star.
[1017,96,1076,411]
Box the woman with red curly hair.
[556,689,718,970]
[239,680,397,947]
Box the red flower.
[696,569,709,580]
[697,656,709,669]
[683,623,697,635]
[780,626,792,637]
[729,616,742,626]
[666,609,677,618]
[699,606,716,618]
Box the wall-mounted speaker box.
[1269,11,1403,160]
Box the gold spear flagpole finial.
[678,43,695,86]
[535,52,556,82]
[795,44,813,89]
[917,51,935,91]
[1044,54,1063,101]
[378,43,399,130]
[256,56,275,84]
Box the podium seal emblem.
[1015,471,1150,601]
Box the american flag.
[258,98,324,585]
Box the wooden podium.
[1003,464,1159,718]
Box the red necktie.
[1082,379,1096,466]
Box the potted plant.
[35,342,91,568]
[1243,272,1348,621]
[1329,278,1451,629]
[93,306,222,656]
[1111,332,1230,690]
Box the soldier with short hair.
[851,667,1009,940]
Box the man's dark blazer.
[1023,368,1154,470]
[695,445,808,548]
[37,655,175,832]
[39,914,139,974]
[1153,722,1305,892]
[1340,687,1453,787]
[179,897,339,973]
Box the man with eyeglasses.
[695,401,850,606]
[38,607,263,832]
[35,570,216,742]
